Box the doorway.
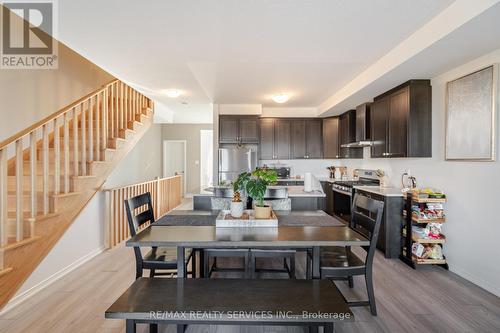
[163,140,186,196]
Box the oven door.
[332,187,352,223]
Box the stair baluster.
[53,117,60,195]
[0,148,6,246]
[42,124,49,214]
[63,113,70,193]
[29,132,37,218]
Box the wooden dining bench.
[105,278,353,333]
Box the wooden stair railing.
[0,79,154,309]
[104,175,182,248]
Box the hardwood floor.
[0,203,499,332]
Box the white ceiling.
[56,0,457,122]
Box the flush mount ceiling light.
[163,89,182,98]
[272,93,290,104]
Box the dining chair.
[124,192,194,279]
[248,200,295,279]
[318,194,384,315]
[249,248,296,279]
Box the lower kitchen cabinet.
[354,189,403,258]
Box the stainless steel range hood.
[341,140,373,148]
[341,103,372,148]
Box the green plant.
[232,172,250,202]
[245,168,278,207]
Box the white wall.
[10,125,163,307]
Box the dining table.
[126,210,369,279]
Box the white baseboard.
[0,246,106,315]
[450,265,500,297]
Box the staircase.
[0,80,154,309]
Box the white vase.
[230,201,244,218]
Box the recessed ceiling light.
[272,93,290,104]
[163,89,182,98]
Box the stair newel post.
[29,132,37,218]
[0,148,7,246]
[81,103,87,176]
[42,124,49,214]
[63,112,70,194]
[53,117,60,195]
[88,97,94,163]
[15,139,23,241]
[72,107,79,176]
[95,93,100,161]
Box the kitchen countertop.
[195,185,325,198]
[284,185,325,198]
[354,185,404,197]
[156,210,344,227]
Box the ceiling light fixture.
[163,89,182,98]
[272,93,290,104]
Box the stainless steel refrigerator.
[218,145,258,184]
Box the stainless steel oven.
[331,170,381,223]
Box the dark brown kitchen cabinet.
[370,80,432,158]
[323,117,340,158]
[259,118,275,159]
[274,119,291,159]
[370,98,389,158]
[305,119,323,158]
[291,119,323,159]
[338,110,362,159]
[291,120,306,159]
[258,118,291,160]
[219,116,259,143]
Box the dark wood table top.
[126,224,368,248]
[105,278,354,323]
[156,210,346,227]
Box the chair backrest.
[350,194,384,264]
[124,192,155,237]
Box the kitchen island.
[193,185,325,211]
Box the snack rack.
[400,191,449,269]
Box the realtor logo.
[1,0,58,69]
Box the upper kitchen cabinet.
[219,115,259,143]
[291,119,323,159]
[259,118,291,160]
[323,117,340,158]
[306,119,323,158]
[338,110,363,159]
[370,80,432,158]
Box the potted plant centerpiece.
[230,172,250,218]
[245,167,278,219]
